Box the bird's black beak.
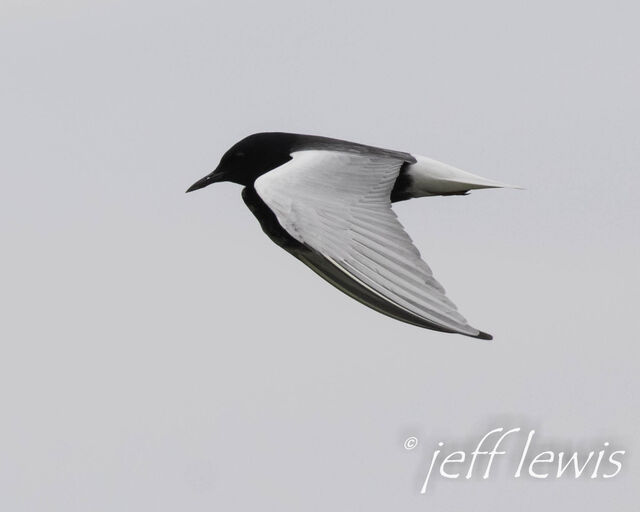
[186,169,227,193]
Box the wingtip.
[476,330,493,341]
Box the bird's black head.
[186,132,296,192]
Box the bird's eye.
[235,151,245,158]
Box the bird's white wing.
[254,149,483,337]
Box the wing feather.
[254,149,486,338]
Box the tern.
[187,132,518,340]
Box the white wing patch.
[254,149,480,336]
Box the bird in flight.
[187,133,517,340]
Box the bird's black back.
[222,132,416,186]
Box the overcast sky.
[1,0,639,510]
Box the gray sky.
[1,0,639,510]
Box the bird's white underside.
[254,149,486,336]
